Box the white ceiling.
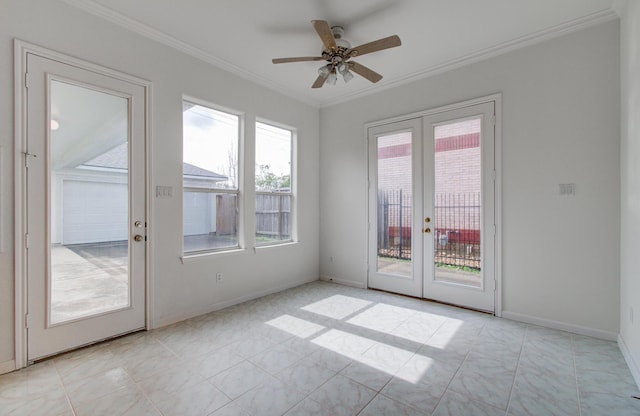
[64,0,618,108]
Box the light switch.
[559,183,575,196]
[156,185,173,198]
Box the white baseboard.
[618,334,640,390]
[319,275,366,289]
[0,359,16,375]
[502,310,618,341]
[153,276,319,328]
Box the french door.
[368,101,496,312]
[367,118,423,297]
[25,53,147,360]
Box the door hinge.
[25,72,30,89]
[493,224,497,236]
[25,233,29,249]
[491,115,496,126]
[25,313,31,328]
[492,170,496,181]
[493,280,497,291]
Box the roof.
[81,142,227,180]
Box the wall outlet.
[216,272,223,282]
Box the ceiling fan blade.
[272,57,324,64]
[312,20,337,50]
[312,74,327,88]
[349,61,383,83]
[351,35,401,57]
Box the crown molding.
[60,0,322,108]
[319,7,619,108]
[612,0,629,17]
[61,1,617,109]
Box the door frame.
[364,94,502,316]
[13,40,153,369]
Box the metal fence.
[434,192,481,270]
[377,190,481,270]
[377,189,412,260]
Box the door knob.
[134,220,143,228]
[424,227,431,233]
[425,217,431,223]
[134,235,144,242]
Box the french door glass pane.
[49,80,130,324]
[377,132,412,276]
[433,118,482,287]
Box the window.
[183,100,240,253]
[255,121,293,245]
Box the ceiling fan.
[272,20,401,88]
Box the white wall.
[0,0,320,368]
[619,0,640,386]
[320,21,620,337]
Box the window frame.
[254,119,296,247]
[182,96,244,256]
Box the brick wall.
[376,119,482,239]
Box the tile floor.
[1,281,639,416]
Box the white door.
[423,102,496,312]
[26,53,147,360]
[368,101,496,312]
[368,118,423,297]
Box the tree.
[256,164,290,191]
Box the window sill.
[255,241,298,250]
[180,248,246,263]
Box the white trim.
[0,145,3,253]
[320,275,367,289]
[618,334,640,389]
[145,80,154,330]
[0,360,16,375]
[14,40,28,370]
[60,0,616,109]
[364,94,504,129]
[493,95,503,318]
[321,9,618,108]
[502,310,618,341]
[152,276,318,328]
[13,39,152,369]
[613,0,629,17]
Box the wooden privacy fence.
[255,193,291,239]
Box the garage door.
[62,179,128,244]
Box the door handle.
[424,227,431,233]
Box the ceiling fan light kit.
[272,20,401,89]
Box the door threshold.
[28,328,146,366]
[367,287,494,315]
